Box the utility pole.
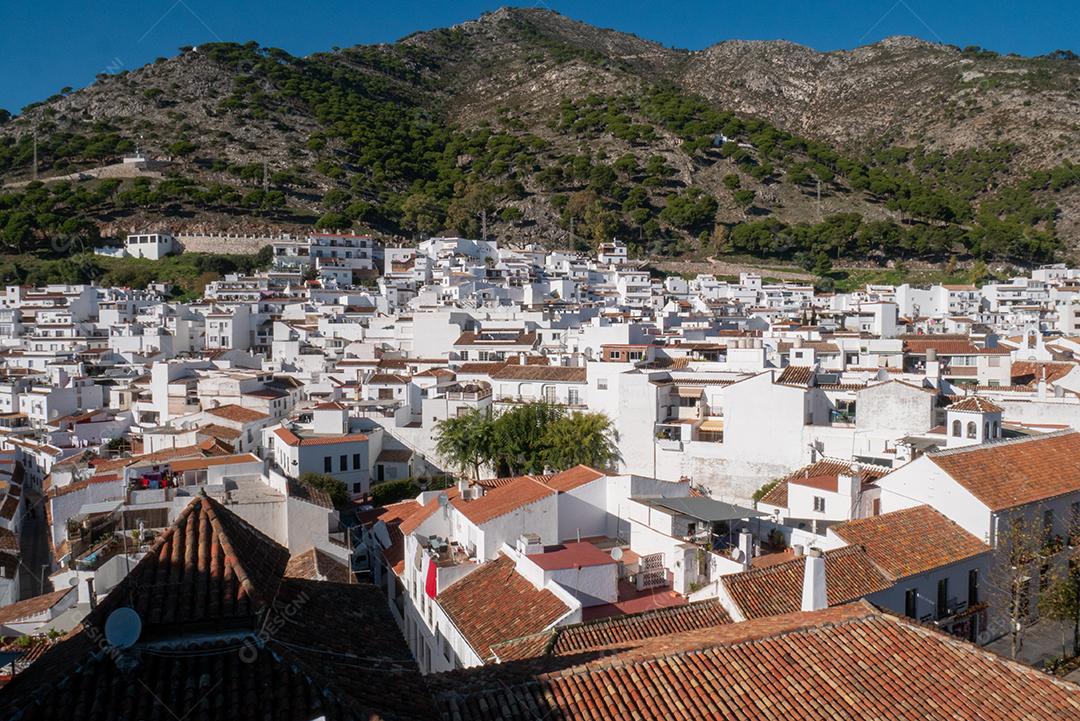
[816,179,822,220]
[262,159,269,193]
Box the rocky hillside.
[0,7,1078,267]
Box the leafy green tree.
[299,472,348,507]
[539,412,620,472]
[434,408,496,481]
[1038,566,1080,659]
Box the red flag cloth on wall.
[425,554,438,599]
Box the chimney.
[517,533,544,556]
[1038,366,1048,399]
[925,348,940,381]
[800,547,827,612]
[792,544,804,558]
[87,577,97,609]
[737,529,753,570]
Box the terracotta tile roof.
[168,452,260,472]
[455,477,556,526]
[903,338,1010,355]
[438,602,1080,721]
[757,479,788,507]
[721,545,891,620]
[197,422,242,440]
[544,465,604,492]
[947,396,1004,413]
[204,404,269,423]
[376,448,413,464]
[284,547,351,583]
[456,361,508,375]
[490,365,587,382]
[0,588,74,625]
[1,582,434,721]
[834,505,990,580]
[438,554,570,661]
[93,494,289,626]
[474,473,553,489]
[781,458,889,492]
[1011,360,1076,386]
[273,427,369,447]
[287,478,334,509]
[928,431,1080,511]
[776,365,814,386]
[490,599,733,662]
[367,373,411,384]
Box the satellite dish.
[610,547,624,562]
[104,607,142,649]
[68,577,79,587]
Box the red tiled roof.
[455,477,555,526]
[489,599,732,662]
[94,494,289,626]
[776,365,814,386]
[434,602,1080,721]
[205,404,269,423]
[0,588,74,625]
[1011,360,1076,386]
[284,547,351,583]
[273,427,368,447]
[490,365,587,382]
[929,431,1080,511]
[947,396,1004,413]
[721,545,891,620]
[544,465,604,492]
[834,505,989,579]
[438,554,570,660]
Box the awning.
[632,496,765,522]
[676,386,704,398]
[699,419,724,432]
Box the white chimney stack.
[737,529,753,570]
[800,547,827,612]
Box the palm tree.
[540,411,621,472]
[434,408,495,481]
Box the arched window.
[984,421,990,439]
[967,421,977,439]
[992,420,999,438]
[952,419,962,437]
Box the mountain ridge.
[0,6,1077,269]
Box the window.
[324,456,332,473]
[1044,509,1055,540]
[813,496,825,513]
[937,578,949,619]
[353,482,362,493]
[992,421,999,438]
[353,453,361,470]
[340,455,347,472]
[966,421,977,439]
[597,378,608,390]
[568,388,581,406]
[952,420,961,437]
[905,588,917,618]
[968,569,979,606]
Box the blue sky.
[1,1,1077,113]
